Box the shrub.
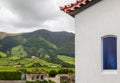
[58,69,74,74]
[26,80,48,83]
[58,69,69,74]
[0,72,21,80]
[49,70,57,77]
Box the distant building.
[31,56,37,59]
[14,65,22,68]
[51,66,58,68]
[26,73,48,82]
[55,74,75,83]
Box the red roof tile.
[60,0,101,17]
[60,0,92,14]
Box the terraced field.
[57,55,75,64]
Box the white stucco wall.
[75,0,120,83]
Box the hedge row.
[26,80,55,83]
[49,69,74,77]
[0,72,21,80]
[26,81,47,83]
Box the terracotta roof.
[60,0,101,17]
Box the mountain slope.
[0,29,75,67]
[22,29,75,47]
[0,29,75,57]
[57,40,75,57]
[0,32,15,39]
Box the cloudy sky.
[0,0,75,33]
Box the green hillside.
[57,55,75,64]
[11,45,27,58]
[58,41,75,57]
[0,29,75,68]
[23,37,57,57]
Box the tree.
[37,48,46,58]
[49,70,57,77]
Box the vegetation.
[0,72,21,80]
[0,29,75,72]
[49,69,74,77]
[0,51,7,58]
[0,66,75,73]
[24,37,57,57]
[0,32,15,39]
[0,55,74,68]
[26,80,55,83]
[57,55,75,64]
[0,29,74,57]
[57,41,75,57]
[49,70,57,77]
[11,45,27,58]
[58,69,74,74]
[0,57,59,68]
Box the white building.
[55,74,75,83]
[60,0,120,83]
[26,73,48,82]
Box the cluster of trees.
[49,69,74,77]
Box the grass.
[0,66,75,72]
[0,57,59,67]
[44,54,50,58]
[0,55,75,68]
[0,66,18,72]
[20,58,59,67]
[57,55,75,64]
[0,55,75,72]
[0,58,10,66]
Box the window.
[103,36,117,70]
[41,75,43,80]
[36,75,39,79]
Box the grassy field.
[0,58,59,67]
[0,55,75,67]
[0,66,18,72]
[0,66,75,72]
[0,55,75,72]
[57,55,75,64]
[20,58,59,67]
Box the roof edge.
[69,0,102,17]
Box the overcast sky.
[0,0,75,33]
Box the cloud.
[43,13,74,32]
[0,0,75,33]
[2,0,60,27]
[57,0,76,6]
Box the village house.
[19,68,49,82]
[60,0,120,83]
[55,74,75,83]
[31,56,38,59]
[26,73,48,82]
